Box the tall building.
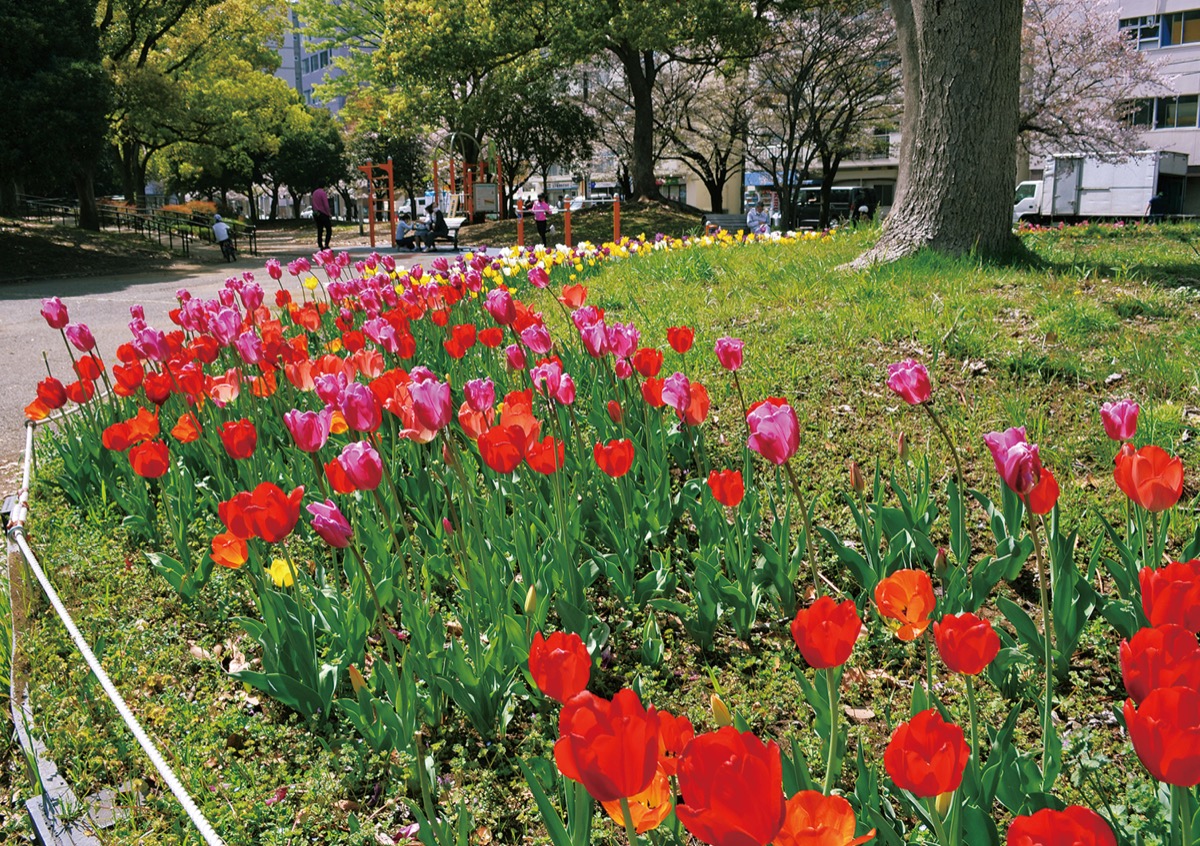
[274,7,350,112]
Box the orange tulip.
[211,531,249,569]
[774,791,875,846]
[1115,444,1184,512]
[126,406,160,445]
[171,412,202,443]
[874,569,936,641]
[600,768,672,834]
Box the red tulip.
[1140,560,1200,633]
[324,457,357,494]
[129,441,170,478]
[1119,624,1200,705]
[681,381,710,426]
[74,353,104,382]
[874,569,936,642]
[219,419,258,460]
[112,360,144,396]
[641,377,665,408]
[1123,686,1200,786]
[102,421,133,452]
[525,435,565,475]
[883,709,969,797]
[559,284,588,309]
[606,399,623,423]
[707,469,745,508]
[632,347,664,378]
[554,690,659,802]
[478,326,504,348]
[64,378,95,404]
[655,710,695,777]
[934,612,1001,676]
[126,406,160,445]
[790,596,862,669]
[142,371,174,405]
[1006,806,1116,846]
[593,439,634,478]
[1114,444,1184,512]
[528,631,590,704]
[241,483,304,544]
[36,377,68,410]
[478,425,525,474]
[774,790,875,846]
[675,726,786,846]
[667,326,695,354]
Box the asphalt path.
[0,240,458,490]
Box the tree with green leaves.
[275,108,348,218]
[343,94,431,217]
[1,0,111,227]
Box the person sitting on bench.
[424,209,449,250]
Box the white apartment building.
[274,8,349,112]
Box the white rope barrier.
[7,421,227,846]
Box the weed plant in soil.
[8,223,1200,845]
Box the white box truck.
[1012,150,1188,224]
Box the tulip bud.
[348,665,367,694]
[710,694,733,727]
[934,547,949,577]
[898,432,910,463]
[848,460,865,495]
[524,584,537,615]
[935,791,953,818]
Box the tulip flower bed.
[12,226,1200,846]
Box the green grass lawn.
[5,223,1199,844]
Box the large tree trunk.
[0,178,18,216]
[74,169,100,231]
[851,0,1023,265]
[616,46,662,201]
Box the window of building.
[1120,15,1163,49]
[1164,10,1200,45]
[1155,95,1199,129]
[1124,99,1155,127]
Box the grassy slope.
[6,224,1200,844]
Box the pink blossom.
[714,336,745,371]
[886,359,932,405]
[661,372,691,415]
[520,324,553,354]
[409,378,453,431]
[556,373,576,405]
[606,322,640,359]
[464,378,495,413]
[528,266,550,288]
[209,307,242,346]
[983,427,1040,495]
[484,288,516,325]
[747,398,800,465]
[338,382,381,432]
[505,344,526,370]
[578,321,609,357]
[338,441,383,490]
[1100,399,1139,441]
[265,259,282,280]
[65,323,96,352]
[283,409,331,452]
[40,297,69,329]
[308,500,353,547]
[614,359,633,379]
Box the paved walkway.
[0,238,470,489]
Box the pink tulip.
[41,297,69,329]
[662,372,691,415]
[520,324,553,354]
[283,409,331,453]
[556,373,576,405]
[315,372,348,405]
[606,322,640,359]
[308,500,353,548]
[747,397,800,465]
[234,331,263,365]
[714,336,744,371]
[886,359,932,405]
[265,259,283,280]
[464,378,495,413]
[614,359,632,380]
[338,382,382,432]
[484,288,516,325]
[578,321,609,358]
[1101,399,1139,441]
[528,266,550,288]
[506,344,526,370]
[983,427,1040,496]
[338,441,383,491]
[240,283,264,312]
[409,378,453,431]
[65,323,96,352]
[209,307,242,346]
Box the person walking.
[532,193,553,248]
[312,186,333,250]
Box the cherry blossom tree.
[1020,0,1171,158]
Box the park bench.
[429,217,465,251]
[702,213,750,236]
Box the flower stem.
[619,797,640,845]
[1026,510,1055,776]
[925,795,954,846]
[966,675,982,792]
[822,667,840,793]
[923,403,965,486]
[783,459,821,596]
